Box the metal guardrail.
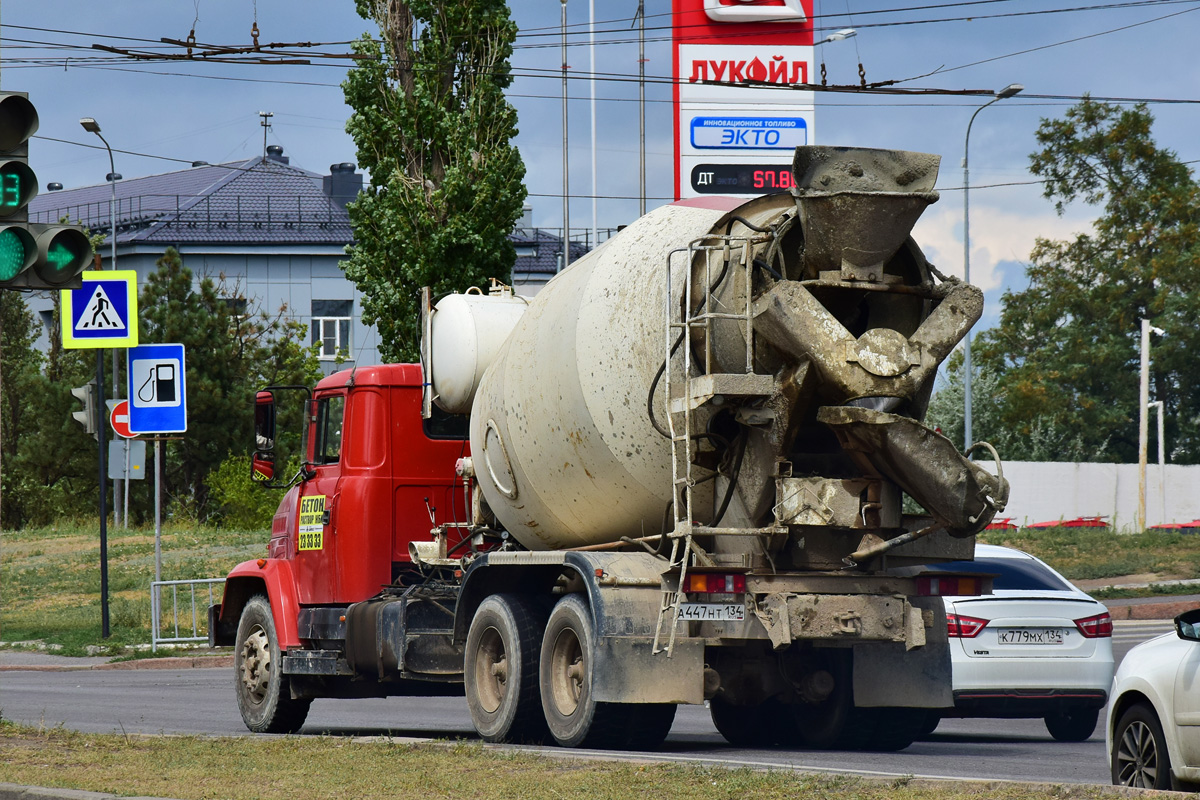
[32,193,350,235]
[151,577,225,653]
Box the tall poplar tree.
[342,1,526,363]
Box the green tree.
[0,292,98,526]
[140,248,321,520]
[1,291,45,525]
[976,97,1200,462]
[926,354,1101,463]
[342,0,526,362]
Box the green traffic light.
[30,226,91,286]
[1,171,20,208]
[47,241,75,271]
[0,162,35,218]
[0,227,27,281]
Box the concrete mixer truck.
[209,145,1009,751]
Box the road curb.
[0,656,232,673]
[0,784,179,800]
[1104,599,1196,621]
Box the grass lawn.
[5,521,1200,656]
[979,526,1200,584]
[0,720,1124,800]
[0,521,263,655]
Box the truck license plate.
[679,603,745,621]
[997,628,1064,645]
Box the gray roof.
[30,156,586,271]
[511,226,588,275]
[30,156,352,246]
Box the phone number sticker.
[298,494,325,551]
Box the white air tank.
[429,289,528,414]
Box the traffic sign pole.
[95,351,109,639]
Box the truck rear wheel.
[465,594,548,743]
[711,697,794,747]
[234,594,311,734]
[540,594,630,749]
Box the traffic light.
[71,380,98,439]
[0,92,93,290]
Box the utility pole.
[561,1,570,271]
[259,111,273,161]
[635,0,646,217]
[589,0,597,249]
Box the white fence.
[977,461,1200,530]
[151,577,225,652]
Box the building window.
[312,300,352,360]
[223,297,249,322]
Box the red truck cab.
[212,363,468,651]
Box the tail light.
[946,613,988,638]
[1074,612,1113,638]
[684,573,747,594]
[916,575,985,596]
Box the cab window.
[313,395,345,465]
[424,403,469,440]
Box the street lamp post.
[79,117,115,638]
[80,118,128,530]
[962,83,1022,453]
[1139,318,1165,530]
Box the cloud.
[910,191,1093,293]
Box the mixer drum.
[469,199,742,550]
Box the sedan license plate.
[679,603,745,621]
[997,628,1064,645]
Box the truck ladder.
[653,231,776,656]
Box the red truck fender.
[210,558,303,649]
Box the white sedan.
[917,544,1115,741]
[1109,608,1200,790]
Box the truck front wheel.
[540,594,630,749]
[465,594,548,743]
[234,594,311,734]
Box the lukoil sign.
[703,0,806,24]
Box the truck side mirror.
[251,390,277,484]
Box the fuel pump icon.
[138,363,177,404]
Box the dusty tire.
[539,594,628,749]
[853,708,923,752]
[234,594,311,733]
[465,594,548,743]
[916,710,941,738]
[624,703,678,750]
[793,652,854,749]
[710,697,787,747]
[1112,703,1172,789]
[791,651,918,751]
[1045,706,1099,742]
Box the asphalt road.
[0,620,1171,787]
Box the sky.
[4,0,1199,332]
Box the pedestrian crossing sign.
[61,270,139,349]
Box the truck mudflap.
[592,637,705,705]
[753,592,929,650]
[853,597,952,709]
